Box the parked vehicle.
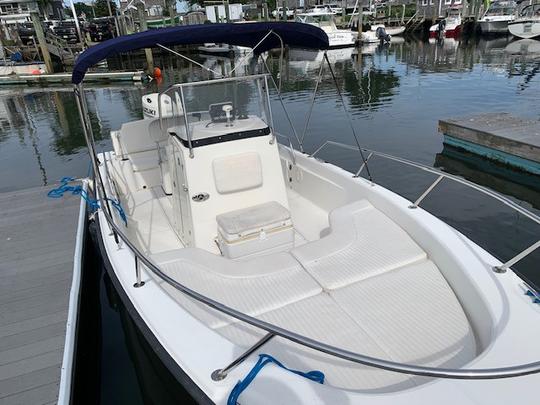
[17,22,37,45]
[53,20,79,44]
[88,17,115,42]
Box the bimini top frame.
[72,22,540,387]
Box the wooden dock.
[439,113,540,175]
[0,185,84,405]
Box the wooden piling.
[137,3,154,74]
[30,12,53,74]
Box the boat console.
[157,75,292,255]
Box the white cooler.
[216,201,294,259]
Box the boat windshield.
[295,14,334,26]
[485,6,515,16]
[520,4,540,16]
[161,75,272,141]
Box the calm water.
[1,37,540,403]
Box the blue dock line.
[47,177,127,225]
[227,354,325,405]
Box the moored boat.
[71,22,540,405]
[477,1,517,34]
[430,7,463,38]
[295,11,356,47]
[361,24,405,43]
[508,3,540,39]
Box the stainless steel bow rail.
[310,140,540,275]
[90,151,540,384]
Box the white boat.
[0,62,45,76]
[295,12,357,47]
[198,43,239,55]
[508,3,540,39]
[72,22,540,405]
[360,24,405,43]
[477,1,517,34]
[430,7,463,38]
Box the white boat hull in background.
[361,25,405,43]
[327,30,357,47]
[508,20,540,39]
[478,18,514,34]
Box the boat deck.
[0,186,81,405]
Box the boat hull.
[429,25,461,38]
[92,216,213,404]
[508,20,540,39]
[478,20,512,34]
[327,30,357,48]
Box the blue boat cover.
[72,22,329,84]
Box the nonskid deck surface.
[147,199,476,391]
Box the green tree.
[64,2,95,18]
[94,0,117,17]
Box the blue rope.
[227,354,324,405]
[525,289,540,304]
[47,177,127,225]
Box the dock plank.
[439,113,540,165]
[0,187,80,404]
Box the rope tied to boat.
[47,177,127,225]
[227,354,325,405]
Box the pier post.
[30,12,53,74]
[225,0,231,22]
[169,4,176,26]
[263,2,269,21]
[137,2,154,74]
[282,0,287,21]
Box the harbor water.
[1,37,539,403]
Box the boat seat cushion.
[116,119,159,155]
[216,201,291,240]
[291,199,426,290]
[151,248,322,329]
[212,152,263,194]
[331,259,476,367]
[128,150,160,172]
[215,262,476,392]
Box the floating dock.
[0,185,85,404]
[0,70,148,86]
[439,113,540,175]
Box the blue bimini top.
[71,22,329,84]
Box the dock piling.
[30,12,53,74]
[137,3,154,74]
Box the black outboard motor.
[375,26,391,43]
[437,19,446,40]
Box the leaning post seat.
[216,201,294,259]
